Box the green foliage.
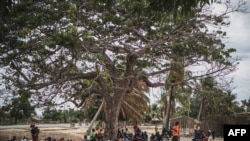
[241,98,250,112]
[83,101,105,122]
[0,107,11,124]
[183,77,245,120]
[1,90,35,124]
[94,0,215,20]
[42,108,85,123]
[150,103,162,119]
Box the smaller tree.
[188,77,244,120]
[3,90,35,124]
[43,108,65,122]
[0,107,11,124]
[241,98,250,112]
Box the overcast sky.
[222,0,250,102]
[148,1,250,104]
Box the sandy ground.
[0,127,84,141]
[0,125,223,141]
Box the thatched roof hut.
[151,117,162,124]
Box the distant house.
[30,116,43,123]
[151,117,162,124]
[170,115,199,136]
[199,112,250,137]
[169,113,250,137]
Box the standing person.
[193,123,197,134]
[133,121,138,134]
[30,123,39,141]
[155,125,158,134]
[172,121,180,141]
[207,130,214,141]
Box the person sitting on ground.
[45,137,52,141]
[123,133,129,141]
[155,131,161,141]
[117,128,123,139]
[125,128,129,134]
[134,131,144,141]
[97,128,103,136]
[193,127,202,141]
[89,128,95,141]
[162,127,167,134]
[201,131,208,141]
[95,128,99,135]
[11,136,16,141]
[83,135,89,141]
[21,136,28,141]
[142,131,148,141]
[96,129,103,141]
[150,134,155,141]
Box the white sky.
[222,0,250,102]
[148,1,250,104]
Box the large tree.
[84,80,149,133]
[0,0,246,140]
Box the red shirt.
[172,125,179,137]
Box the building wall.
[200,113,250,137]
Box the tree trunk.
[86,99,105,134]
[103,96,122,141]
[197,99,203,121]
[163,85,174,130]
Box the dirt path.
[0,126,224,141]
[0,128,84,141]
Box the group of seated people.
[193,129,215,141]
[149,128,173,141]
[8,136,72,141]
[44,137,73,141]
[116,127,148,141]
[89,128,104,141]
[8,136,17,141]
[115,126,173,141]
